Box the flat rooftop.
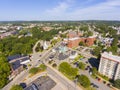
[24,76,56,90]
[102,52,120,63]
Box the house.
[8,54,30,77]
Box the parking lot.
[24,76,56,90]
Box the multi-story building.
[64,31,96,48]
[98,52,120,80]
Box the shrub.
[52,63,57,67]
[113,79,120,89]
[29,67,39,74]
[39,64,47,71]
[77,75,91,88]
[78,62,85,70]
[59,62,78,79]
[10,85,23,90]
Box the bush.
[91,67,97,75]
[29,67,39,74]
[78,62,85,70]
[113,79,120,89]
[79,41,85,46]
[52,63,57,67]
[48,60,52,64]
[59,62,78,79]
[10,85,23,90]
[77,75,91,88]
[39,64,47,71]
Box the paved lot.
[24,76,56,90]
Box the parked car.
[107,83,112,87]
[91,83,99,88]
[103,81,106,84]
[20,83,26,88]
[98,78,101,81]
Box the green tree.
[59,62,78,79]
[88,31,93,36]
[52,63,57,67]
[79,41,85,46]
[39,64,47,71]
[29,67,39,74]
[91,67,97,75]
[114,79,120,89]
[10,85,23,90]
[93,46,101,57]
[78,62,85,70]
[0,55,10,88]
[77,75,91,88]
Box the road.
[3,70,29,90]
[2,41,62,90]
[46,64,82,90]
[69,48,96,59]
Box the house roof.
[11,60,22,70]
[8,54,21,62]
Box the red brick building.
[66,31,96,48]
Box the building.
[69,51,78,60]
[98,52,120,80]
[0,30,17,39]
[8,54,30,77]
[65,31,96,48]
[98,36,114,46]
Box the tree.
[79,41,85,46]
[52,63,57,67]
[59,62,78,79]
[114,79,120,89]
[77,75,91,88]
[10,85,23,90]
[88,31,93,36]
[78,62,85,70]
[29,67,39,74]
[91,67,97,75]
[35,42,43,52]
[39,64,47,71]
[93,46,101,57]
[0,55,10,88]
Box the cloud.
[42,0,120,20]
[45,0,74,15]
[70,0,120,20]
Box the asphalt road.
[2,41,62,90]
[46,65,82,90]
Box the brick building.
[66,31,96,48]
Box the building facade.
[66,31,96,48]
[98,52,120,80]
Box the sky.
[0,0,120,21]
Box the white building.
[43,41,49,50]
[69,51,78,60]
[98,52,120,80]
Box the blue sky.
[0,0,120,21]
